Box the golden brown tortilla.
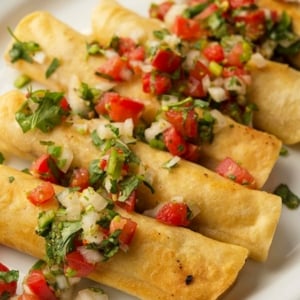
[0,90,282,261]
[3,10,282,187]
[0,164,248,300]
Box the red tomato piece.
[27,181,55,206]
[165,109,198,139]
[116,191,137,212]
[235,10,266,40]
[163,126,188,156]
[149,1,174,20]
[151,49,182,73]
[184,76,207,98]
[215,157,256,188]
[59,96,71,112]
[26,270,57,300]
[109,216,137,247]
[96,55,132,81]
[229,0,255,8]
[69,168,90,191]
[142,72,171,95]
[117,38,145,62]
[30,154,61,183]
[65,250,95,278]
[156,202,190,226]
[222,66,248,78]
[172,16,205,41]
[202,43,225,63]
[95,92,144,124]
[225,43,245,67]
[195,3,218,20]
[189,60,210,81]
[0,263,17,298]
[182,143,201,163]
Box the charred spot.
[185,274,194,285]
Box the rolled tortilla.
[0,90,281,261]
[0,164,248,300]
[3,10,282,187]
[247,59,300,144]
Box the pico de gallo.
[0,262,18,299]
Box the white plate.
[0,1,300,299]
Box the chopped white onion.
[208,86,227,103]
[210,109,229,133]
[67,75,90,114]
[144,119,171,142]
[182,50,200,71]
[103,49,118,59]
[79,187,108,212]
[57,190,82,220]
[164,4,188,28]
[249,52,267,69]
[77,246,104,264]
[32,51,46,64]
[57,146,74,173]
[75,288,108,300]
[56,274,70,290]
[81,210,105,244]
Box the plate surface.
[0,1,300,299]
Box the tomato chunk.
[151,49,182,73]
[65,250,95,278]
[149,1,173,20]
[26,270,57,300]
[216,157,256,188]
[116,191,137,212]
[27,181,55,206]
[172,16,204,41]
[156,202,190,226]
[95,92,144,124]
[69,167,90,191]
[142,72,171,95]
[163,126,188,156]
[109,216,137,248]
[0,263,18,299]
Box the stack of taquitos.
[0,164,248,300]
[90,0,300,145]
[3,10,282,188]
[0,90,282,262]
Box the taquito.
[0,90,282,261]
[3,10,282,187]
[0,164,248,300]
[91,0,300,145]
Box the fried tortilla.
[3,10,282,187]
[0,164,248,300]
[0,90,282,261]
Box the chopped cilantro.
[45,58,60,78]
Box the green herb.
[118,175,141,202]
[8,27,41,63]
[15,90,68,133]
[98,230,121,260]
[273,184,300,209]
[8,176,15,183]
[183,1,210,18]
[89,159,106,188]
[153,29,170,40]
[45,58,60,78]
[280,147,288,156]
[0,269,19,283]
[14,74,31,89]
[86,41,105,56]
[78,82,101,102]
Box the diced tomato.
[69,168,90,191]
[184,76,207,98]
[149,1,174,20]
[109,216,137,247]
[189,60,210,81]
[117,37,145,62]
[0,263,17,298]
[116,191,137,212]
[65,250,95,278]
[172,16,205,41]
[96,55,132,81]
[27,181,55,206]
[229,0,255,8]
[225,42,245,67]
[216,157,256,188]
[151,49,182,73]
[156,202,190,226]
[182,143,201,162]
[26,270,57,300]
[59,96,71,112]
[163,126,188,156]
[235,10,266,40]
[31,154,62,183]
[95,92,144,124]
[165,109,198,139]
[222,66,248,78]
[142,72,171,95]
[203,43,225,63]
[195,3,218,20]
